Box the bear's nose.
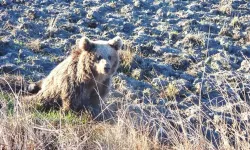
[104,64,111,73]
[104,67,111,73]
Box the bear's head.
[78,36,123,79]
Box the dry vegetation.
[0,92,165,149]
[119,41,135,69]
[26,39,42,52]
[218,0,233,15]
[182,32,206,48]
[0,71,249,150]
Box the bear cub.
[26,36,123,115]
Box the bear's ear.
[108,36,123,51]
[79,36,95,52]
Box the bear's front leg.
[62,99,70,112]
[61,92,71,112]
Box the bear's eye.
[108,56,111,60]
[97,56,102,61]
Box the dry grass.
[26,39,42,52]
[218,0,233,15]
[183,33,206,48]
[245,28,250,44]
[0,93,165,149]
[0,74,28,94]
[230,17,241,28]
[160,83,179,99]
[0,70,249,150]
[119,49,134,69]
[119,41,135,72]
[219,26,232,37]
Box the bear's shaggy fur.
[25,36,123,113]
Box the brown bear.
[25,36,123,115]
